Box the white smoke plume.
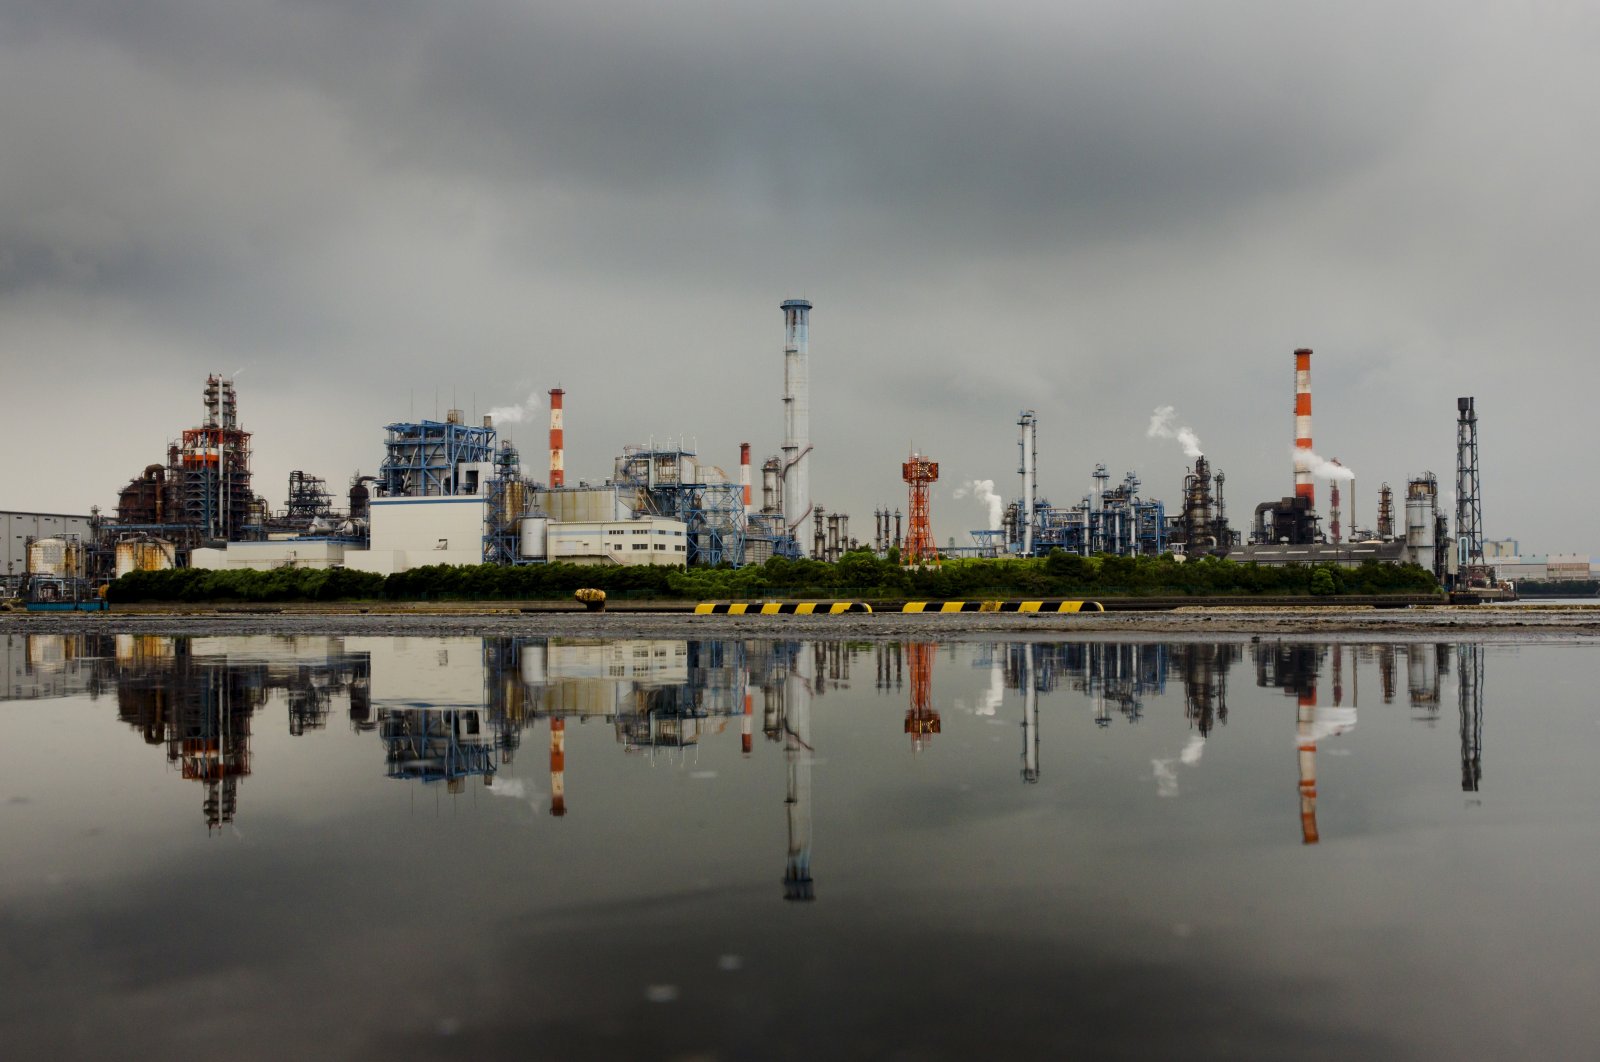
[1293,446,1356,481]
[487,390,543,425]
[1147,405,1203,459]
[953,479,1004,529]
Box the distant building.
[1484,539,1519,559]
[3,510,94,584]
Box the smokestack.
[781,299,812,537]
[739,442,752,515]
[548,388,565,488]
[1293,349,1313,508]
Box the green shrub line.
[108,550,1441,604]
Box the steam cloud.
[953,478,1004,530]
[487,390,543,425]
[1147,406,1204,459]
[1294,446,1356,481]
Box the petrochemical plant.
[6,300,1508,604]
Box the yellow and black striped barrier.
[692,600,1101,615]
[694,601,873,615]
[898,600,1103,613]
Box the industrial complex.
[2,298,1558,606]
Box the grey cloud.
[1,1,1597,549]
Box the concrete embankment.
[5,599,1600,640]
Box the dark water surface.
[3,633,1598,1060]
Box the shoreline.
[5,603,1600,640]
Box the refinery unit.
[6,298,856,602]
[863,347,1497,595]
[6,309,1506,602]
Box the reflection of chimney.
[549,717,566,817]
[1297,688,1318,845]
[741,691,753,755]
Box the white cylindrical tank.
[115,538,176,578]
[519,516,549,560]
[27,537,82,578]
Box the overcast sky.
[2,1,1596,553]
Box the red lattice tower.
[901,451,939,565]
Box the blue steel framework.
[483,443,532,566]
[613,444,746,566]
[379,709,499,786]
[378,420,497,498]
[1010,480,1167,557]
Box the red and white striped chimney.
[739,442,752,515]
[548,388,565,488]
[1293,349,1313,508]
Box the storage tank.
[26,537,82,578]
[519,516,549,560]
[115,538,177,578]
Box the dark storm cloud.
[1,1,1597,550]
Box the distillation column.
[781,299,813,539]
[1018,411,1037,556]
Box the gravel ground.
[5,604,1600,641]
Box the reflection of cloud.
[486,777,546,811]
[977,664,1003,717]
[1155,735,1208,796]
[1152,757,1179,798]
[958,662,1006,717]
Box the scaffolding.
[379,709,498,789]
[378,413,496,498]
[613,444,746,566]
[483,443,533,566]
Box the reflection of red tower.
[1296,685,1319,845]
[903,643,941,750]
[549,717,567,817]
[901,452,939,564]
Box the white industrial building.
[526,515,688,566]
[343,495,491,575]
[191,539,349,571]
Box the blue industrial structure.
[1004,467,1168,557]
[378,417,497,498]
[613,444,746,567]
